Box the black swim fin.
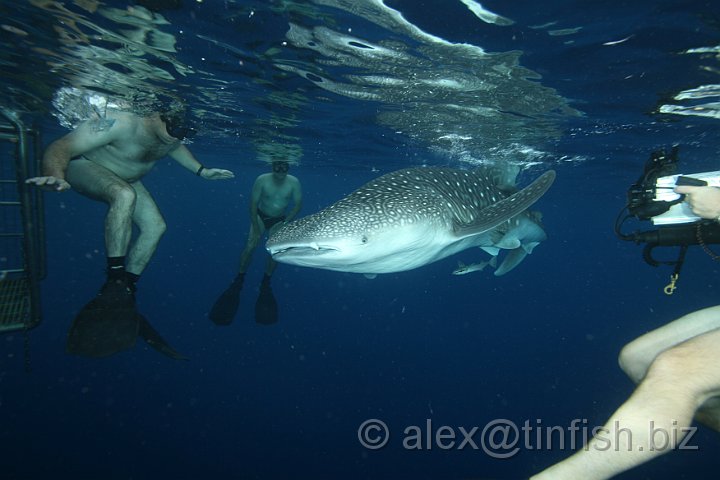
[254,276,278,325]
[66,297,139,358]
[137,314,188,360]
[209,276,243,326]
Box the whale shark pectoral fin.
[452,170,556,239]
[494,247,529,276]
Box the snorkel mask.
[272,161,290,173]
[160,109,196,140]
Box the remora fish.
[452,256,498,275]
[266,167,555,275]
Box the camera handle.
[642,243,688,295]
[638,222,720,295]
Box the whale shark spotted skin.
[266,167,555,275]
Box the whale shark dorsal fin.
[488,164,521,192]
[453,170,555,239]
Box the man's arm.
[674,185,720,219]
[285,177,303,222]
[168,144,234,180]
[26,117,127,191]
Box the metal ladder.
[0,107,45,333]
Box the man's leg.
[238,218,264,274]
[531,315,720,480]
[124,181,166,277]
[66,158,136,258]
[619,305,720,435]
[619,305,720,383]
[264,255,278,277]
[263,222,284,277]
[66,159,136,303]
[208,216,262,325]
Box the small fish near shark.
[266,167,555,276]
[452,256,497,275]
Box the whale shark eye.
[361,235,368,244]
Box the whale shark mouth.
[269,244,340,258]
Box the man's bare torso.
[78,112,180,182]
[257,174,299,217]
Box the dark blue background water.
[2,1,720,479]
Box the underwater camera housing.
[616,145,720,294]
[626,145,681,221]
[627,145,720,225]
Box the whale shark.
[266,167,555,275]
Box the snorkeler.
[26,106,234,358]
[209,160,302,326]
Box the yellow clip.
[664,274,679,295]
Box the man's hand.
[25,176,72,192]
[674,185,720,219]
[200,168,234,180]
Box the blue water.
[1,1,719,479]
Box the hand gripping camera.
[616,145,720,294]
